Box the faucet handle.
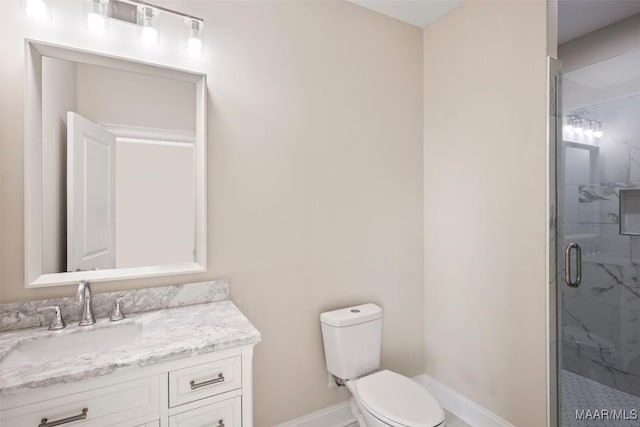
[110,298,125,322]
[37,306,66,330]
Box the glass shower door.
[558,49,640,426]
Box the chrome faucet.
[76,280,96,326]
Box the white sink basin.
[0,322,142,369]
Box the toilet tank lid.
[320,303,382,327]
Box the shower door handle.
[564,242,582,288]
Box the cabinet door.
[169,396,241,427]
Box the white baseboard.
[274,400,356,427]
[275,374,513,427]
[415,374,515,427]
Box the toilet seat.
[357,370,445,427]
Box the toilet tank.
[320,303,382,380]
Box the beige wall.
[0,1,424,425]
[41,56,77,273]
[77,63,196,131]
[422,2,549,426]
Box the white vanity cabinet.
[0,346,255,427]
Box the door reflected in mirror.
[42,57,197,273]
[32,48,204,282]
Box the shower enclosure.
[557,48,640,426]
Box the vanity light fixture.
[87,0,109,34]
[138,5,158,44]
[24,0,51,20]
[186,18,204,54]
[563,115,604,139]
[28,0,205,52]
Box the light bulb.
[575,126,584,135]
[141,25,158,44]
[187,37,202,53]
[583,120,594,136]
[87,12,106,33]
[138,6,158,45]
[25,0,48,20]
[593,122,604,139]
[86,0,108,33]
[564,124,573,133]
[186,18,203,54]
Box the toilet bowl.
[320,304,446,427]
[347,370,445,427]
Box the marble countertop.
[0,300,261,396]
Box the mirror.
[25,41,207,287]
[561,141,599,241]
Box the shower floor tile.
[562,369,640,426]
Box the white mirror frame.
[25,39,207,288]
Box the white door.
[67,112,116,272]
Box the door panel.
[67,112,116,272]
[557,50,640,426]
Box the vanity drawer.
[169,396,241,427]
[0,376,160,427]
[169,356,241,407]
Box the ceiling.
[558,0,640,44]
[565,48,640,88]
[346,0,640,44]
[346,0,463,28]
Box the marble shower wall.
[560,95,640,397]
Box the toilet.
[320,303,446,427]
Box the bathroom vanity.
[0,34,260,427]
[0,281,261,427]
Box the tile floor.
[561,369,640,427]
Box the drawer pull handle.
[39,408,88,427]
[190,373,225,390]
[218,420,225,427]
